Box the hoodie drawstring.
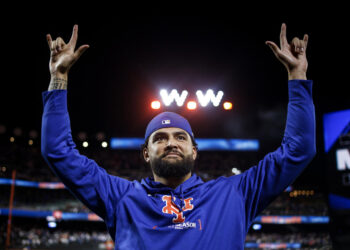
[170,187,185,213]
[180,186,184,212]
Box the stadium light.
[102,141,108,148]
[151,100,161,110]
[232,168,241,175]
[48,222,57,228]
[252,224,262,230]
[82,141,89,147]
[223,101,233,110]
[187,101,197,110]
[46,216,56,222]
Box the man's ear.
[143,147,150,163]
[192,146,197,161]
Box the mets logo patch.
[161,195,194,223]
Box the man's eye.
[178,136,186,140]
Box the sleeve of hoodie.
[41,90,133,225]
[232,79,316,229]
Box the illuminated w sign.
[160,89,188,106]
[160,89,224,107]
[196,89,224,107]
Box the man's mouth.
[164,152,182,157]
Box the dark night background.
[1,8,349,189]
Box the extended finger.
[303,34,309,51]
[266,40,290,65]
[73,44,90,61]
[68,24,78,48]
[280,23,288,50]
[266,41,281,57]
[46,34,53,50]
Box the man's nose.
[166,136,178,147]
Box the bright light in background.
[82,141,89,147]
[252,224,262,230]
[160,89,188,106]
[187,101,197,110]
[232,167,241,175]
[223,101,233,110]
[196,89,223,107]
[46,216,55,222]
[48,222,57,228]
[46,215,56,228]
[102,141,108,148]
[151,100,161,109]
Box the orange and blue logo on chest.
[161,195,194,223]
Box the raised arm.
[41,25,132,238]
[232,23,316,230]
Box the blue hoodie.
[41,79,316,249]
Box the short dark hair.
[139,135,199,165]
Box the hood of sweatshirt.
[140,173,204,212]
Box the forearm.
[48,73,68,91]
[284,80,316,157]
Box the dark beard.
[150,154,195,178]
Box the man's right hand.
[47,24,89,77]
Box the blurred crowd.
[245,232,332,249]
[0,223,332,249]
[0,224,112,249]
[260,193,328,216]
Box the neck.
[153,172,192,189]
